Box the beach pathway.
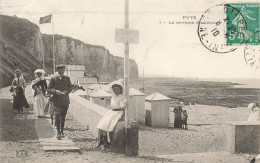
[35,118,80,151]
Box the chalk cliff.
[0,15,139,87]
[42,35,139,81]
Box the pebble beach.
[0,86,256,162]
[139,105,250,156]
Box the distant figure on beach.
[10,69,30,113]
[248,103,260,122]
[47,65,72,140]
[181,110,188,130]
[174,104,183,128]
[32,69,47,118]
[96,83,127,151]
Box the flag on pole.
[39,14,52,24]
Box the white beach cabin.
[145,92,171,128]
[89,89,112,109]
[85,78,98,84]
[128,88,146,124]
[77,77,98,90]
[65,65,85,84]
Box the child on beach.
[181,110,188,130]
[45,94,55,125]
[48,96,55,125]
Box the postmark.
[244,30,260,70]
[198,4,247,53]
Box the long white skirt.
[33,93,46,116]
[248,111,259,121]
[97,110,123,132]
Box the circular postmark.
[244,30,260,70]
[198,4,247,53]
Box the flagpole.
[52,13,55,74]
[43,48,45,70]
[124,0,130,132]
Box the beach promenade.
[0,86,254,162]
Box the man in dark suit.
[47,65,72,140]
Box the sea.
[199,78,260,89]
[141,74,260,89]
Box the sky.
[1,0,260,79]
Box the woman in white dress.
[96,83,126,150]
[248,103,260,122]
[32,69,47,118]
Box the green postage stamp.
[197,3,259,53]
[226,3,260,45]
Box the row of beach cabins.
[57,65,183,128]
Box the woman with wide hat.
[31,69,47,117]
[96,82,127,150]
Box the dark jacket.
[47,75,72,106]
[32,79,47,97]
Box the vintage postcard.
[0,0,260,162]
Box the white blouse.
[110,94,126,109]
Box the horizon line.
[140,74,260,79]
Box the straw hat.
[34,69,45,75]
[110,79,124,93]
[112,83,123,90]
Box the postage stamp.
[198,4,247,53]
[227,3,260,45]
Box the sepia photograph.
[0,0,260,162]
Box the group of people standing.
[173,103,188,130]
[10,68,48,116]
[10,65,73,140]
[10,65,127,148]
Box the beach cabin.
[128,88,146,124]
[88,84,101,90]
[145,92,171,128]
[77,77,98,90]
[77,77,87,90]
[86,78,98,84]
[65,65,85,84]
[89,89,112,108]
